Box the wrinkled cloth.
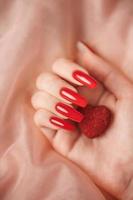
[0,0,133,199]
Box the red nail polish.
[60,87,87,107]
[55,102,84,122]
[50,116,75,131]
[73,70,97,88]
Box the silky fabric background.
[0,0,133,200]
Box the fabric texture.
[0,0,133,199]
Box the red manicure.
[55,102,84,122]
[60,87,87,107]
[50,116,75,131]
[73,70,97,88]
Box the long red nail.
[50,116,75,131]
[55,102,84,122]
[60,87,87,107]
[73,70,97,88]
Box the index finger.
[52,58,97,89]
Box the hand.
[31,58,96,131]
[31,42,133,200]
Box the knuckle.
[33,109,45,125]
[33,110,41,125]
[31,91,44,108]
[36,73,57,88]
[36,73,45,87]
[53,58,66,69]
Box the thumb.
[77,42,132,99]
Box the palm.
[41,84,133,199]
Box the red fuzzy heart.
[79,105,112,138]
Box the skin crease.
[33,44,133,200]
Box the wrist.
[121,177,133,200]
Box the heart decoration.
[79,105,112,138]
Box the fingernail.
[60,87,87,107]
[73,70,97,89]
[55,102,84,122]
[50,116,75,131]
[77,41,88,53]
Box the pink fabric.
[0,0,133,199]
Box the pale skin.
[31,42,133,200]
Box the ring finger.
[31,91,84,122]
[36,72,87,107]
